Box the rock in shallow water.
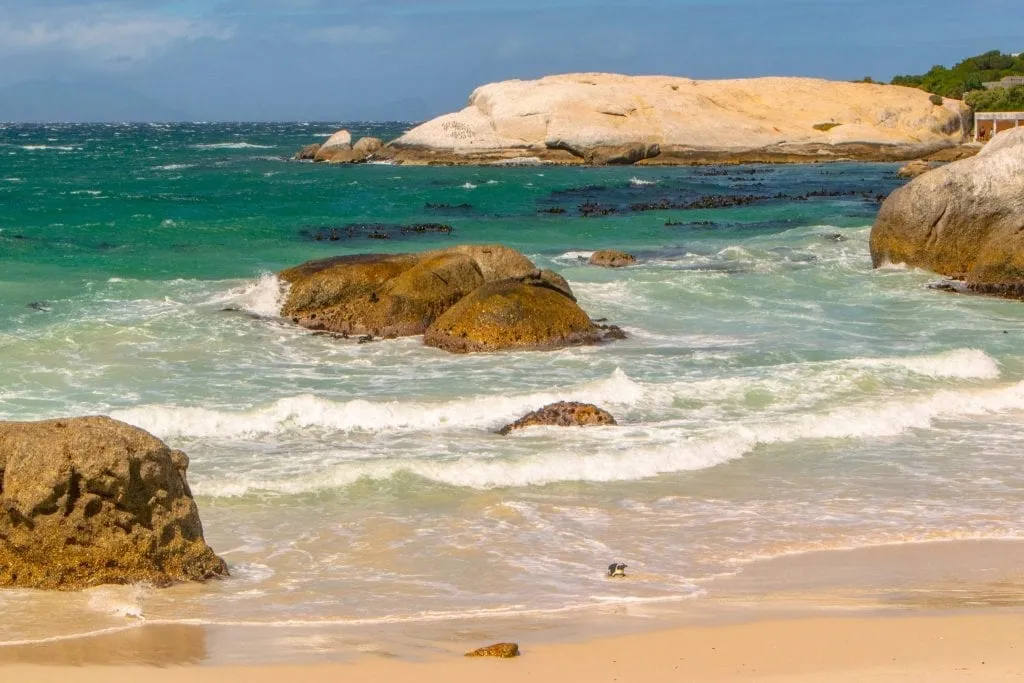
[499,401,617,435]
[589,249,637,267]
[0,416,227,590]
[424,279,599,354]
[870,128,1024,295]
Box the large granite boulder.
[870,128,1024,295]
[423,276,600,353]
[499,402,617,435]
[388,73,971,165]
[0,416,227,590]
[279,245,542,337]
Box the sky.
[0,0,1022,121]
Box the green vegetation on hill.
[965,86,1024,112]
[891,50,1024,108]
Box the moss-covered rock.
[423,277,600,353]
[279,246,545,337]
[499,402,617,435]
[0,416,227,590]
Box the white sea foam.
[70,190,102,196]
[193,142,274,150]
[461,182,478,189]
[629,177,657,186]
[552,250,594,265]
[87,586,145,620]
[21,144,77,151]
[152,163,195,171]
[103,355,1024,495]
[202,273,289,318]
[112,368,647,439]
[850,348,1000,380]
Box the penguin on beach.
[608,562,627,578]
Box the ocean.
[2,122,1023,663]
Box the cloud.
[0,13,233,63]
[306,24,395,45]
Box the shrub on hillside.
[965,86,1024,112]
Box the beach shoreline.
[5,609,1024,682]
[2,538,1024,677]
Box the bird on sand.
[608,562,627,577]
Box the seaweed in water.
[301,222,455,242]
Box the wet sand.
[4,539,1024,680]
[6,611,1024,682]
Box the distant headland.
[296,73,973,166]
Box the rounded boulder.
[870,128,1024,293]
[0,416,227,590]
[589,250,637,268]
[423,279,600,353]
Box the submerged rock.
[870,128,1024,295]
[0,416,227,590]
[499,401,617,435]
[589,249,637,268]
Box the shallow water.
[2,123,1024,660]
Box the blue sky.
[0,0,1021,121]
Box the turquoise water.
[3,123,1024,660]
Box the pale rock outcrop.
[0,416,227,590]
[870,128,1024,295]
[389,73,971,165]
[310,134,384,163]
[314,129,354,162]
[321,129,352,150]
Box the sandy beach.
[4,611,1024,682]
[3,540,1024,681]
